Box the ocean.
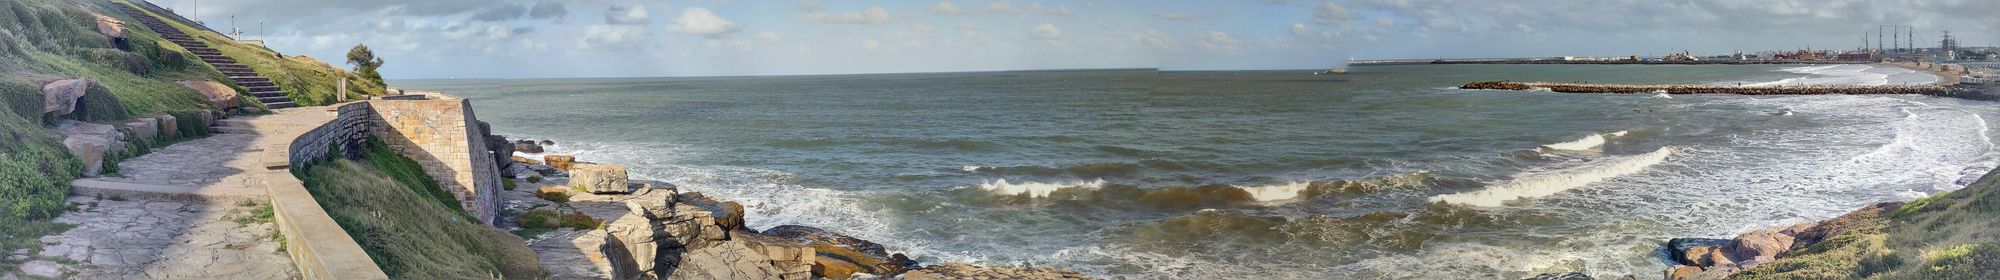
[395,64,1994,278]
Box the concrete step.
[229,76,268,81]
[237,81,275,88]
[251,91,286,98]
[264,102,298,109]
[248,86,280,92]
[256,96,291,103]
[216,118,255,127]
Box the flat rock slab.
[36,195,297,279]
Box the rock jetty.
[1461,81,1962,97]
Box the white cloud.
[1291,23,1313,37]
[1313,0,1352,24]
[1202,31,1240,50]
[802,5,893,24]
[987,1,1020,14]
[606,4,651,25]
[1030,23,1063,40]
[757,31,782,41]
[578,24,649,49]
[913,23,939,33]
[929,1,966,16]
[1133,30,1173,48]
[667,8,742,37]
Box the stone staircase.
[113,4,297,109]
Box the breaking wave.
[1539,131,1629,151]
[968,172,1466,209]
[1431,147,1675,207]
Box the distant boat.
[1314,68,1350,75]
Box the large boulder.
[91,14,125,39]
[513,156,544,165]
[156,114,179,140]
[487,135,515,178]
[42,79,89,116]
[661,241,782,280]
[603,210,662,279]
[1730,228,1797,264]
[1665,238,1734,267]
[762,225,918,279]
[54,121,122,176]
[515,140,546,153]
[570,163,631,194]
[177,80,239,109]
[736,233,816,280]
[545,155,577,171]
[119,118,159,143]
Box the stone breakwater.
[1461,81,1962,97]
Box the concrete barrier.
[272,101,390,279]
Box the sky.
[144,0,2000,79]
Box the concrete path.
[72,108,334,201]
[33,196,297,279]
[14,108,336,279]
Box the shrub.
[534,188,569,203]
[559,211,602,230]
[502,179,516,191]
[525,176,542,183]
[516,208,559,229]
[301,159,546,279]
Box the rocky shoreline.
[491,138,1090,280]
[1656,202,1901,280]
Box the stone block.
[545,155,576,171]
[157,114,179,140]
[42,78,88,115]
[120,118,158,142]
[570,163,629,194]
[177,80,239,109]
[61,135,110,176]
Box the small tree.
[346,44,385,86]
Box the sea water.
[396,64,1996,278]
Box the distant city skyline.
[148,0,2000,79]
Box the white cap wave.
[1431,146,1674,207]
[1540,131,1629,151]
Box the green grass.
[299,152,545,279]
[357,137,468,219]
[1730,168,2000,279]
[118,2,384,106]
[0,0,370,271]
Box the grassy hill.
[297,138,545,279]
[1,0,378,272]
[1730,168,2000,279]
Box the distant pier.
[1460,81,1965,97]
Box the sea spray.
[1237,182,1310,202]
[1431,147,1675,207]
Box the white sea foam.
[1652,92,1673,99]
[1740,64,1939,87]
[979,179,1105,198]
[1236,182,1310,202]
[962,165,985,172]
[1540,131,1627,151]
[1431,147,1675,207]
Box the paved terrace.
[17,107,336,279]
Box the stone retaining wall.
[285,98,503,225]
[287,102,374,167]
[365,98,503,225]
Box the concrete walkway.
[72,108,334,201]
[15,108,336,279]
